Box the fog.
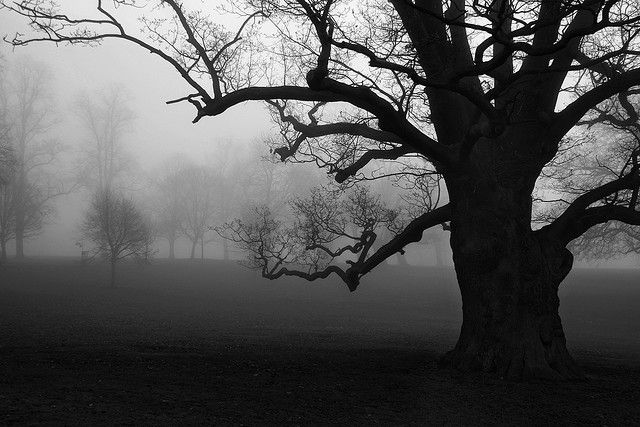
[0,10,277,258]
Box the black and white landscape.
[0,0,639,424]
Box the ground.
[0,259,639,425]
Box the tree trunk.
[14,222,24,259]
[441,173,584,381]
[110,260,117,288]
[190,239,197,259]
[13,176,26,260]
[0,240,6,261]
[168,238,175,260]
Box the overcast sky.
[0,8,273,164]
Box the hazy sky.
[0,10,273,163]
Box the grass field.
[0,259,639,425]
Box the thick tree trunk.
[442,172,584,381]
[0,240,6,261]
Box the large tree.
[6,0,640,380]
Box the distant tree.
[9,0,640,380]
[75,86,135,192]
[538,98,640,262]
[4,56,64,259]
[254,137,323,210]
[0,63,14,262]
[207,138,324,261]
[0,120,12,186]
[0,67,13,186]
[0,184,14,260]
[180,165,219,259]
[0,182,52,260]
[151,155,189,259]
[82,190,153,287]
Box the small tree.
[82,190,152,287]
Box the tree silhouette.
[179,164,219,259]
[151,155,189,260]
[0,56,66,259]
[6,0,640,380]
[82,190,154,287]
[0,71,12,186]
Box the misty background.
[0,10,270,259]
[0,11,637,268]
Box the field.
[1,259,639,425]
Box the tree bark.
[0,240,6,261]
[441,170,584,381]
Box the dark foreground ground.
[0,259,639,425]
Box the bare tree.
[0,184,14,260]
[0,181,53,260]
[220,185,400,278]
[0,63,14,261]
[2,56,64,259]
[0,65,13,186]
[82,189,153,287]
[8,0,640,380]
[151,155,189,259]
[540,95,640,263]
[75,86,135,192]
[180,164,219,259]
